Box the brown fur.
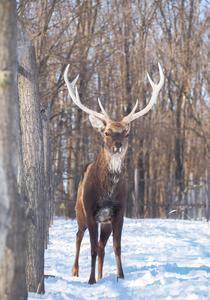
[72,122,130,284]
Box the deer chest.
[94,194,119,224]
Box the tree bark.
[18,45,45,294]
[42,103,51,247]
[0,0,27,299]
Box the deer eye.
[105,132,110,136]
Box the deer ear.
[89,115,105,134]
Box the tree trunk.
[18,46,45,294]
[134,167,139,218]
[0,0,27,299]
[42,104,51,248]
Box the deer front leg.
[112,215,124,280]
[88,221,98,284]
[72,229,85,277]
[98,223,112,280]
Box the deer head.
[64,63,164,159]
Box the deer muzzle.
[113,140,123,154]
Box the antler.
[122,63,164,124]
[64,64,111,123]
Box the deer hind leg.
[112,215,124,280]
[88,221,98,284]
[72,228,86,277]
[98,223,112,280]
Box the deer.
[64,63,164,284]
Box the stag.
[64,63,164,284]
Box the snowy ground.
[28,217,210,300]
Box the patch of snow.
[28,217,210,300]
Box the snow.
[28,217,210,300]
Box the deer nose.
[115,141,122,149]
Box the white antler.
[64,64,111,123]
[122,63,164,124]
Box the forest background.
[0,0,209,299]
[18,0,210,218]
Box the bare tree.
[0,0,27,299]
[18,46,45,294]
[17,0,210,219]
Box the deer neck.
[96,146,126,175]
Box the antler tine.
[98,98,111,121]
[64,64,110,123]
[122,63,164,124]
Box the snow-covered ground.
[28,217,210,300]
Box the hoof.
[88,277,96,285]
[72,267,79,277]
[117,274,124,281]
